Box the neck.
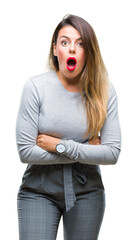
[56,71,80,92]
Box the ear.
[53,43,57,56]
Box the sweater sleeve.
[16,79,77,165]
[61,84,121,165]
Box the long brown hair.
[49,14,110,140]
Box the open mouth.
[66,57,77,71]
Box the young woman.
[16,14,121,240]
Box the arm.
[16,79,78,165]
[60,84,121,165]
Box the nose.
[69,42,76,54]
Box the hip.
[18,162,104,196]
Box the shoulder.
[107,82,119,116]
[108,82,118,104]
[23,70,57,97]
[29,70,56,88]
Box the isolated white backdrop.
[0,0,137,239]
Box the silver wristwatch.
[56,141,66,154]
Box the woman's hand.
[37,134,60,152]
[37,134,101,153]
[88,136,101,145]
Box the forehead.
[58,25,81,39]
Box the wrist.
[55,140,66,154]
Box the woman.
[16,14,121,240]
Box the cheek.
[79,51,86,67]
[81,50,86,61]
[57,47,66,63]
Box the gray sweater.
[16,70,121,166]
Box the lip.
[66,57,77,71]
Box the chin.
[65,69,82,79]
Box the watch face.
[56,143,65,153]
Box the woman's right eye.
[61,41,68,46]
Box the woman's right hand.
[88,136,101,145]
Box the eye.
[77,42,83,47]
[61,41,69,46]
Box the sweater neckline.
[53,71,81,97]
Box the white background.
[0,0,137,239]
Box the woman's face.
[53,25,86,80]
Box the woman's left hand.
[37,134,60,152]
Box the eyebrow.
[59,36,82,41]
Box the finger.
[37,141,42,147]
[36,139,41,145]
[37,134,42,139]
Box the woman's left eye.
[77,42,83,47]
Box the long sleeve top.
[16,70,121,212]
[16,70,121,165]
